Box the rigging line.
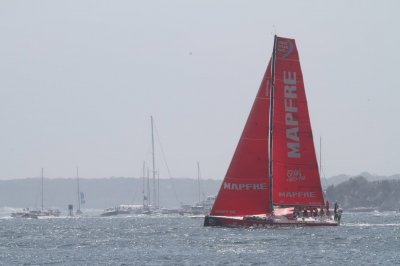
[130,173,142,204]
[153,121,182,205]
[199,166,206,202]
[197,162,207,202]
[197,164,208,202]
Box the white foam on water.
[344,223,400,227]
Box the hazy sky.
[1,1,399,180]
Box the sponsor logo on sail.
[223,182,267,191]
[286,169,305,182]
[214,209,237,214]
[284,71,301,159]
[277,39,293,58]
[278,192,316,198]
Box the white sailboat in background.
[179,162,215,216]
[12,168,61,218]
[101,116,161,216]
[100,162,149,216]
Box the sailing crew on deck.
[319,206,324,217]
[337,208,343,224]
[334,201,339,221]
[312,208,318,217]
[293,207,300,219]
[325,200,330,212]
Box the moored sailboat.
[101,116,161,216]
[204,35,341,227]
[179,163,215,217]
[11,168,61,218]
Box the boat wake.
[0,206,21,218]
[344,223,400,227]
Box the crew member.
[303,208,308,218]
[319,206,324,216]
[325,200,330,212]
[334,201,339,221]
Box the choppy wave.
[0,206,21,218]
[1,211,399,264]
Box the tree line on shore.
[325,176,400,211]
[1,175,399,211]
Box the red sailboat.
[204,36,340,227]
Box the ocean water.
[0,210,399,265]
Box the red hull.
[204,215,339,227]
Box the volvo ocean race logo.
[286,169,305,182]
[277,39,293,58]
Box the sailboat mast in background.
[151,116,157,208]
[76,167,82,214]
[142,161,146,207]
[147,167,150,206]
[41,168,44,211]
[197,162,201,203]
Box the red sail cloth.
[271,37,324,207]
[210,61,272,216]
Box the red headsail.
[210,60,272,216]
[271,37,324,207]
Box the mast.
[142,161,146,207]
[41,168,44,211]
[77,167,81,212]
[151,116,157,208]
[319,137,322,176]
[268,35,278,212]
[157,169,160,208]
[147,167,150,206]
[197,162,201,203]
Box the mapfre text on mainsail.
[284,71,300,158]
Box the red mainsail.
[271,37,324,207]
[210,60,272,216]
